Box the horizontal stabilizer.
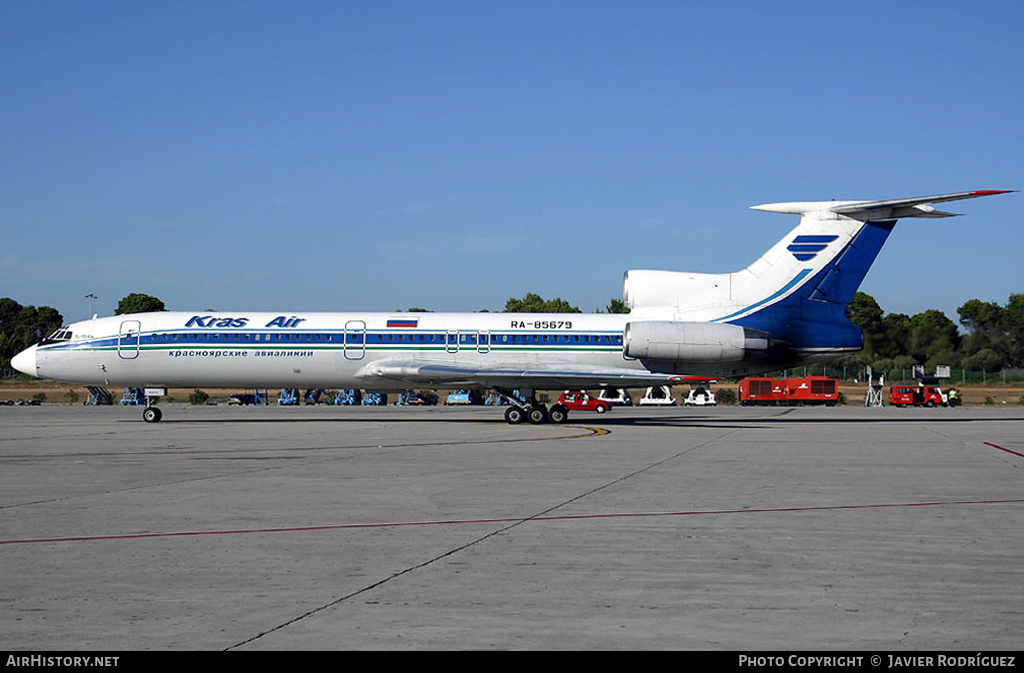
[830,190,1014,220]
[753,190,1013,220]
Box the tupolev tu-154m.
[11,190,1012,424]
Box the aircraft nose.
[11,344,38,377]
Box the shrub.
[716,388,737,405]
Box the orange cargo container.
[738,377,787,406]
[738,376,838,406]
[785,376,838,406]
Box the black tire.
[548,405,568,424]
[527,406,548,424]
[595,404,607,413]
[504,406,525,425]
[143,407,162,423]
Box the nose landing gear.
[141,387,167,423]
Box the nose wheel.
[141,387,167,423]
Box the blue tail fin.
[731,219,896,352]
[624,190,1012,357]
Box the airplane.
[11,189,1012,424]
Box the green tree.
[846,292,886,356]
[954,294,1024,369]
[604,298,630,314]
[958,298,1004,356]
[115,293,166,315]
[892,354,918,373]
[962,347,1003,373]
[879,312,911,359]
[0,298,64,376]
[1003,294,1024,365]
[503,293,581,313]
[958,298,1004,334]
[907,309,960,364]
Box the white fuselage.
[26,311,639,390]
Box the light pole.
[85,293,96,319]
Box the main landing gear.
[495,388,569,425]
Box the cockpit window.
[41,328,73,345]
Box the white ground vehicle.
[597,387,633,406]
[684,384,716,406]
[639,386,677,406]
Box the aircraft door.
[344,320,366,360]
[446,330,459,353]
[118,320,141,360]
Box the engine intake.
[623,321,768,362]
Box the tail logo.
[787,235,838,262]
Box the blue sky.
[2,0,1020,325]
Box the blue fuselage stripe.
[40,330,627,353]
[712,268,812,323]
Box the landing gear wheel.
[527,405,549,425]
[548,404,569,424]
[143,407,163,423]
[504,406,525,425]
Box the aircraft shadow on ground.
[147,409,1024,430]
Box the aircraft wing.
[829,190,1013,219]
[356,360,702,390]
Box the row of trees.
[500,293,629,314]
[844,291,1024,376]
